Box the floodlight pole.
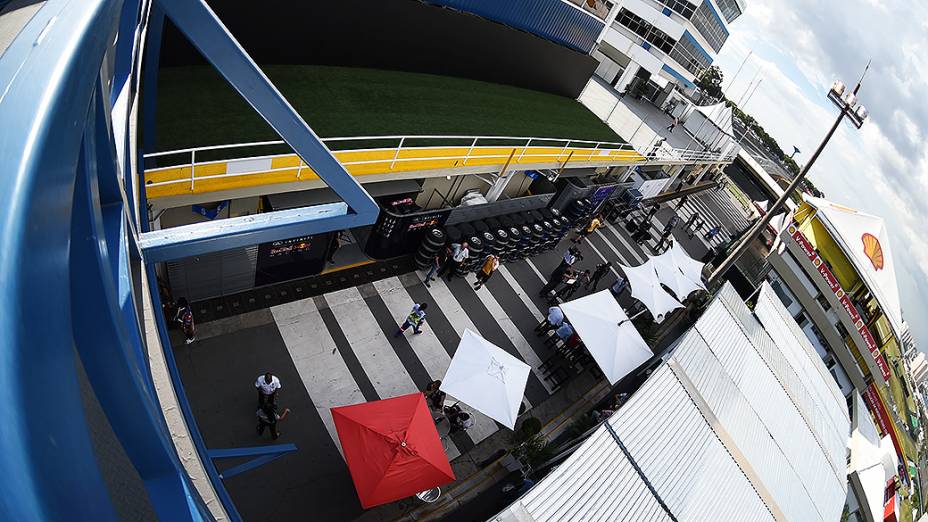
[706,67,869,286]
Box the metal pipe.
[707,106,848,285]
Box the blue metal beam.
[153,0,378,226]
[138,202,370,262]
[0,0,132,519]
[71,81,196,522]
[208,444,298,480]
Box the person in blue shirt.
[534,306,565,334]
[395,302,428,336]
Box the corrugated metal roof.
[492,283,849,522]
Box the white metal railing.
[143,134,735,193]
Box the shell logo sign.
[861,233,884,271]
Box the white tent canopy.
[440,329,530,429]
[803,195,904,336]
[651,243,706,300]
[559,291,653,385]
[683,102,737,154]
[669,241,707,290]
[620,261,684,322]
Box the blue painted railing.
[425,0,605,54]
[0,0,378,519]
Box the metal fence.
[143,134,736,195]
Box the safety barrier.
[144,134,735,199]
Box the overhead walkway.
[144,134,733,207]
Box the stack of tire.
[563,198,594,227]
[424,202,598,274]
[415,228,447,270]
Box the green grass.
[154,65,622,160]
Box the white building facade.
[590,0,745,96]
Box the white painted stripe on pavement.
[429,277,536,408]
[372,278,481,451]
[462,274,556,395]
[524,258,547,283]
[498,265,544,321]
[271,298,364,456]
[326,287,418,400]
[600,221,647,264]
[578,236,621,277]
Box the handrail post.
[518,138,531,162]
[463,137,478,166]
[296,159,303,179]
[559,140,570,163]
[589,141,600,161]
[189,149,196,192]
[390,137,405,170]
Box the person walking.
[174,297,196,345]
[438,242,469,281]
[473,254,500,290]
[688,216,704,239]
[535,305,565,334]
[572,214,603,244]
[666,116,679,132]
[256,372,282,407]
[704,226,721,241]
[395,302,428,336]
[256,403,290,440]
[423,247,448,288]
[587,262,612,291]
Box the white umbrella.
[669,241,707,291]
[651,249,704,300]
[559,291,653,385]
[620,261,684,323]
[440,329,530,429]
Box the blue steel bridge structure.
[0,0,604,520]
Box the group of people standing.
[422,240,502,291]
[538,246,618,305]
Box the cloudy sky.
[711,0,928,353]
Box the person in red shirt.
[175,298,196,345]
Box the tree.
[697,66,724,101]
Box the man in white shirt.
[256,372,281,406]
[438,241,469,281]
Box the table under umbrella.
[559,290,653,384]
[620,260,684,322]
[440,329,530,429]
[332,393,455,509]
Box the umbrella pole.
[617,309,647,326]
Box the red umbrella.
[332,392,455,508]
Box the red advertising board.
[863,384,904,464]
[789,227,892,382]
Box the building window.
[614,8,677,54]
[567,0,615,21]
[713,0,742,23]
[815,293,831,312]
[654,0,695,19]
[769,279,793,309]
[690,0,729,53]
[668,33,711,76]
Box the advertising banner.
[789,226,892,382]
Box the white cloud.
[714,0,928,350]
